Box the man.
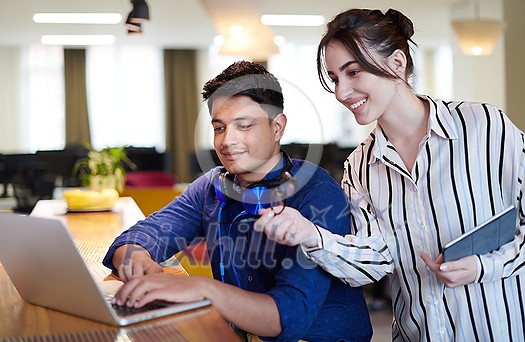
[103,61,372,341]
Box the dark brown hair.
[317,8,417,92]
[202,60,284,118]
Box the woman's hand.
[419,251,477,288]
[254,206,319,247]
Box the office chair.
[12,162,56,213]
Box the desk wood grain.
[0,198,238,341]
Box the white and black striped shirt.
[305,96,525,341]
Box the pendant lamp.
[451,0,505,56]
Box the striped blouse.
[305,96,525,341]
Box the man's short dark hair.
[202,61,284,118]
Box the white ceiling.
[1,0,501,49]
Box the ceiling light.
[229,25,244,36]
[260,14,325,27]
[451,0,505,56]
[125,13,142,34]
[127,29,142,36]
[452,20,504,56]
[124,0,149,35]
[127,23,142,35]
[219,33,279,61]
[41,35,116,46]
[128,0,150,23]
[33,13,122,24]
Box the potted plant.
[73,145,136,192]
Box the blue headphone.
[213,152,294,215]
[213,152,295,287]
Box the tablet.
[442,205,517,262]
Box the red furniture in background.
[125,170,177,187]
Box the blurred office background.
[1,0,523,182]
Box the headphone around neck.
[213,152,295,216]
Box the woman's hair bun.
[386,8,414,39]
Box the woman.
[255,8,525,342]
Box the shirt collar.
[424,95,459,141]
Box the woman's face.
[324,40,400,126]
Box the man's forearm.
[199,278,282,337]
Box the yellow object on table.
[63,188,119,211]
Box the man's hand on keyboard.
[111,273,210,308]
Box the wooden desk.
[0,197,238,341]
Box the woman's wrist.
[300,222,321,248]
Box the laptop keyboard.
[76,238,182,318]
[105,294,173,317]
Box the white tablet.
[442,205,517,262]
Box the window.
[0,45,166,153]
[86,45,165,151]
[0,45,65,152]
[25,45,65,151]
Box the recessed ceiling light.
[261,14,325,27]
[33,13,122,24]
[229,25,244,36]
[41,35,116,46]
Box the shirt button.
[420,224,425,230]
[426,266,430,270]
[439,329,445,335]
[434,299,439,305]
[248,275,254,282]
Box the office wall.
[1,1,518,153]
[504,0,525,130]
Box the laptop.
[0,213,211,326]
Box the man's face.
[211,95,282,183]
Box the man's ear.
[273,113,287,141]
[388,49,407,78]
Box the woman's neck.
[378,92,430,173]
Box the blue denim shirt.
[103,157,372,341]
